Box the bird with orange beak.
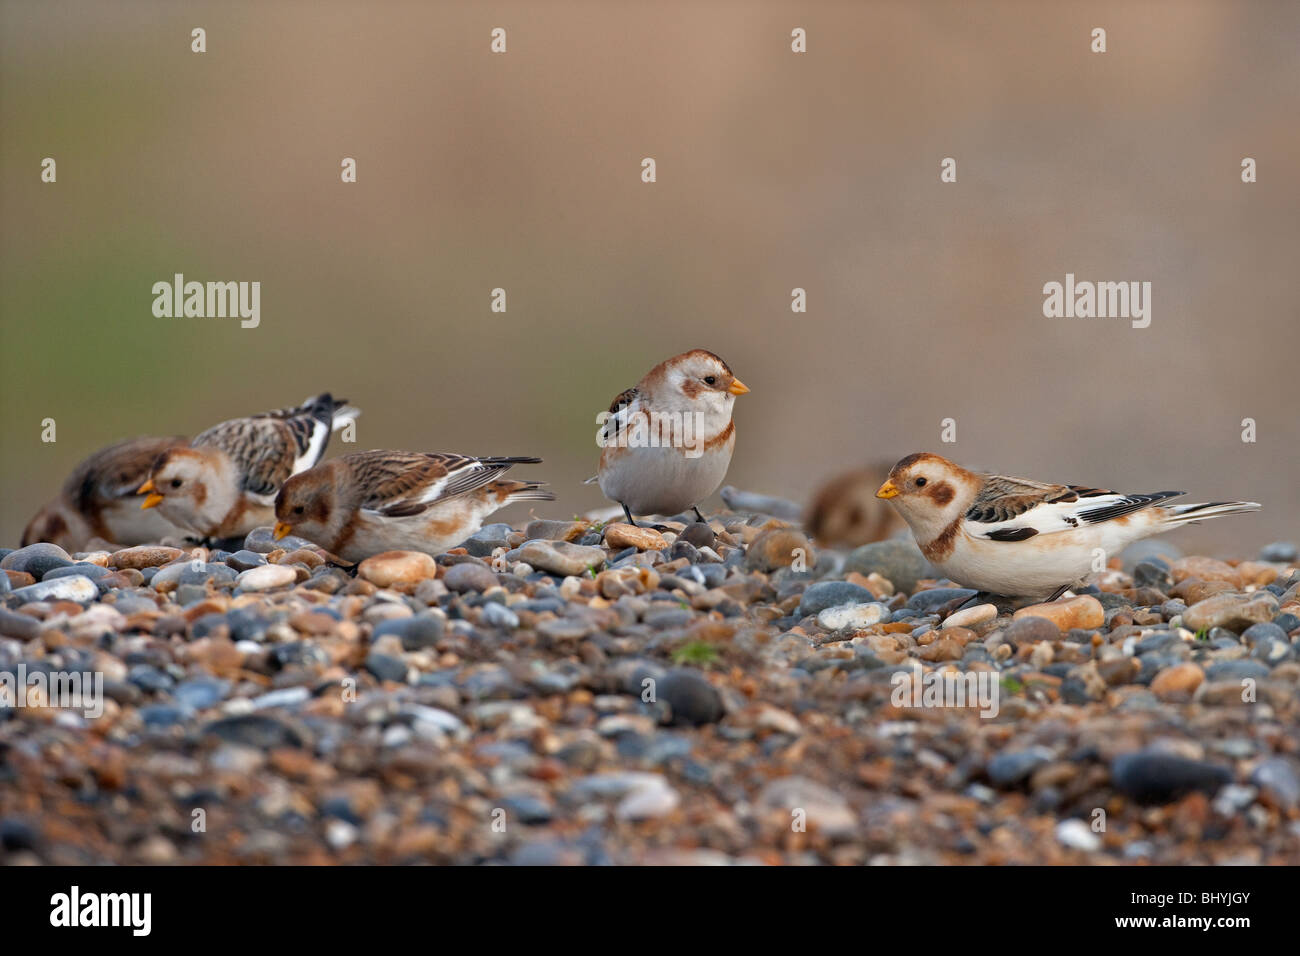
[594,349,748,527]
[876,452,1259,600]
[138,393,358,541]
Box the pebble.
[656,669,723,726]
[507,540,606,578]
[817,602,887,631]
[443,562,499,592]
[942,603,996,629]
[9,574,98,603]
[1183,592,1278,633]
[744,528,813,572]
[1111,750,1232,804]
[109,546,184,570]
[357,550,438,587]
[0,543,73,578]
[842,539,931,593]
[237,564,297,591]
[799,581,876,618]
[1055,819,1101,852]
[603,523,667,552]
[1012,595,1104,632]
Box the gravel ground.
[1,504,1297,865]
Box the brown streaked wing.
[193,418,296,496]
[964,474,1101,524]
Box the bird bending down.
[137,392,359,541]
[272,449,553,562]
[23,436,189,550]
[876,452,1260,601]
[595,349,748,528]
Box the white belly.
[599,440,734,517]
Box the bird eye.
[293,506,304,515]
[170,478,182,489]
[703,376,717,386]
[915,477,927,487]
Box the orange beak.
[140,492,164,510]
[137,479,156,494]
[728,378,750,396]
[876,480,900,500]
[273,522,293,540]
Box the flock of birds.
[21,348,1261,601]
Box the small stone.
[817,602,887,631]
[357,550,439,587]
[204,713,308,749]
[373,613,444,650]
[799,581,876,618]
[523,520,586,542]
[1259,541,1298,563]
[0,543,73,578]
[365,651,409,683]
[1150,662,1204,700]
[1012,596,1104,632]
[237,564,297,591]
[1250,758,1300,811]
[108,546,185,570]
[506,540,606,578]
[244,526,317,554]
[10,574,98,604]
[603,523,667,551]
[756,776,856,838]
[1170,556,1241,587]
[843,539,932,593]
[1055,819,1101,852]
[657,669,723,726]
[942,603,996,629]
[615,780,681,821]
[1183,592,1278,633]
[988,747,1054,787]
[744,528,814,572]
[679,523,716,550]
[225,550,268,572]
[0,608,40,641]
[443,562,499,592]
[1111,750,1232,804]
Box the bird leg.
[692,507,707,524]
[1045,584,1072,603]
[617,503,670,533]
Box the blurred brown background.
[2,0,1297,553]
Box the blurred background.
[2,0,1297,553]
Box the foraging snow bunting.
[805,462,906,548]
[23,436,189,550]
[273,450,554,562]
[138,393,359,541]
[876,452,1260,600]
[595,349,748,526]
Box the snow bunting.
[876,452,1260,600]
[805,462,906,548]
[595,349,748,526]
[272,450,554,562]
[22,436,189,550]
[138,393,359,541]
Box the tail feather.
[493,479,555,504]
[1162,500,1261,525]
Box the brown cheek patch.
[680,379,701,399]
[926,481,955,507]
[194,483,207,507]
